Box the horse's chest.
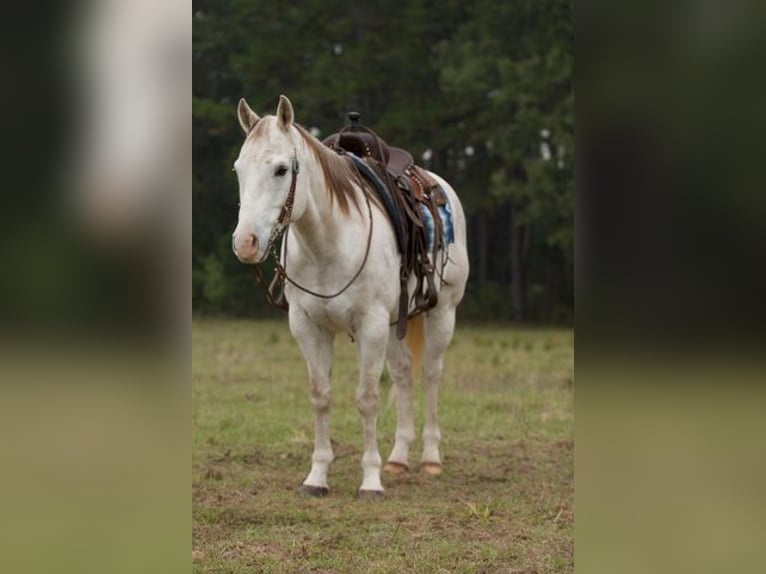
[285,249,399,332]
[295,296,355,332]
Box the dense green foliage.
[193,0,573,322]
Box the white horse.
[232,95,469,497]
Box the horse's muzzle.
[232,231,260,263]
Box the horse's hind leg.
[420,307,457,475]
[289,313,334,496]
[383,334,415,473]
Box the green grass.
[193,319,573,573]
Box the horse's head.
[232,95,303,264]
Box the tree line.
[193,0,573,323]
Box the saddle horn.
[347,111,361,128]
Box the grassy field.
[192,319,574,573]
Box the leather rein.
[254,151,374,311]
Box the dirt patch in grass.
[193,439,572,573]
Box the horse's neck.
[289,149,349,262]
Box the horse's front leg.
[355,317,389,497]
[289,311,334,496]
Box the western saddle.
[323,112,447,339]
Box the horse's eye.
[275,165,288,177]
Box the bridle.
[253,152,300,265]
[253,149,374,310]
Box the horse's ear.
[276,95,294,130]
[237,98,260,134]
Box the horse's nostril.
[249,234,258,248]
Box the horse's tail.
[405,313,426,381]
[388,314,426,408]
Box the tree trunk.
[510,201,525,322]
[544,254,558,323]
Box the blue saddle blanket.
[420,199,455,251]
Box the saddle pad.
[420,199,455,252]
[345,153,407,254]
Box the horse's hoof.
[420,462,442,476]
[358,489,385,500]
[383,462,409,475]
[300,485,329,497]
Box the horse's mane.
[294,124,363,216]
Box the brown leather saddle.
[323,112,448,339]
